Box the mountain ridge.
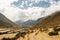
[33,11,60,29]
[15,17,45,26]
[0,13,17,28]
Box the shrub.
[35,31,39,35]
[48,31,58,36]
[53,27,60,31]
[2,38,11,40]
[30,31,33,33]
[20,32,26,38]
[2,37,16,40]
[15,32,26,38]
[0,32,8,35]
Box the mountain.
[15,20,36,26]
[33,11,60,29]
[35,17,45,25]
[0,13,17,28]
[15,17,44,26]
[22,20,36,26]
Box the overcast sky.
[0,0,60,22]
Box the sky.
[0,0,60,22]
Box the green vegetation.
[53,27,60,31]
[15,32,26,39]
[48,31,58,36]
[2,38,11,40]
[48,25,60,36]
[0,32,8,35]
[20,32,26,38]
[2,37,16,40]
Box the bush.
[15,32,26,38]
[48,31,58,36]
[30,31,33,33]
[0,32,8,35]
[53,27,60,31]
[2,38,11,40]
[2,38,16,40]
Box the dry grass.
[17,28,60,40]
[0,28,18,40]
[0,26,60,40]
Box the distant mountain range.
[15,17,45,26]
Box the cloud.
[11,0,51,9]
[44,1,60,16]
[0,0,19,21]
[0,0,60,22]
[0,0,45,22]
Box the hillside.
[0,13,17,28]
[33,11,60,29]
